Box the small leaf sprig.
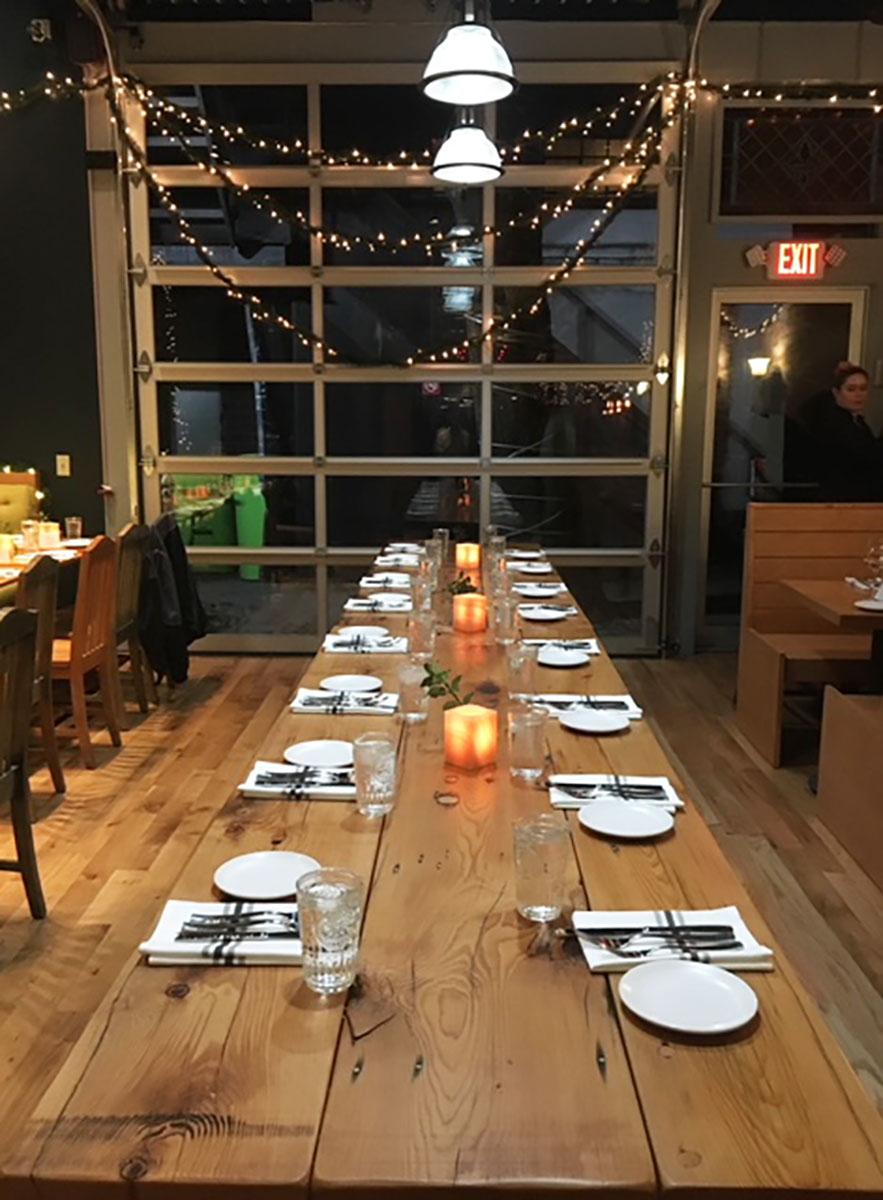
[420,662,475,710]
[447,572,478,595]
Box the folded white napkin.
[375,553,420,568]
[323,633,409,654]
[523,637,600,654]
[360,573,412,590]
[385,542,422,554]
[139,900,302,966]
[518,693,643,719]
[548,773,683,812]
[517,604,578,618]
[239,760,355,801]
[570,906,774,973]
[511,582,568,596]
[345,595,412,613]
[291,686,399,715]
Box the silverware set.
[331,636,395,651]
[539,697,628,712]
[553,780,667,802]
[564,924,741,958]
[176,910,300,943]
[298,692,392,713]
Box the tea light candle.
[455,542,481,571]
[453,592,489,633]
[444,703,498,770]
[0,534,14,564]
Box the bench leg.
[736,628,786,768]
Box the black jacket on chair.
[800,392,883,502]
[139,515,207,684]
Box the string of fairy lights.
[3,68,883,366]
[720,304,784,341]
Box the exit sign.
[745,241,847,279]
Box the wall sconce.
[655,355,671,386]
[747,356,771,378]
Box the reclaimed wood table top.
[4,555,882,1199]
[783,578,883,631]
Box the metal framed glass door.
[124,69,679,654]
[700,286,867,646]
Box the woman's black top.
[799,390,883,502]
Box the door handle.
[97,484,114,496]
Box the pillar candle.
[453,592,489,633]
[455,542,481,570]
[444,703,498,770]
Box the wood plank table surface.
[783,578,883,688]
[3,552,882,1199]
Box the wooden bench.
[818,686,883,888]
[735,502,883,766]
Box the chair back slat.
[742,503,883,635]
[71,536,117,669]
[15,555,58,691]
[115,523,149,636]
[0,608,37,785]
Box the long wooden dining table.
[3,550,882,1199]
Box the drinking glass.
[20,520,40,551]
[508,705,546,782]
[425,536,443,572]
[488,558,509,601]
[507,640,537,698]
[408,609,437,660]
[64,516,83,541]
[399,658,429,723]
[353,731,398,818]
[513,814,569,922]
[493,593,517,646]
[413,571,434,612]
[432,527,450,563]
[298,868,364,995]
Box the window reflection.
[493,381,649,459]
[162,474,314,547]
[193,565,317,636]
[324,289,480,365]
[323,190,482,267]
[495,190,657,266]
[326,384,479,457]
[327,476,480,545]
[494,286,654,365]
[490,476,645,547]
[154,288,313,363]
[159,383,313,457]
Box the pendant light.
[432,109,503,185]
[422,0,516,108]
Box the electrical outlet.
[56,454,71,477]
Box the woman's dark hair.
[833,361,869,389]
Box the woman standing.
[800,363,883,501]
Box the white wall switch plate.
[55,454,71,477]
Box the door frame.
[697,285,868,647]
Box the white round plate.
[559,709,630,735]
[284,739,354,768]
[508,549,544,559]
[513,562,553,574]
[619,960,758,1035]
[854,598,883,611]
[214,850,320,901]
[578,801,673,839]
[538,645,589,669]
[343,625,390,639]
[63,538,91,548]
[520,605,568,622]
[319,673,382,693]
[387,542,421,554]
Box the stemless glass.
[353,731,398,817]
[399,658,429,723]
[413,571,434,612]
[432,527,450,563]
[507,640,537,697]
[408,609,437,660]
[493,593,517,646]
[513,814,569,922]
[64,516,83,541]
[20,520,40,551]
[508,704,546,782]
[298,868,364,995]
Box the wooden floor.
[0,649,879,1169]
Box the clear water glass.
[298,868,364,995]
[20,520,40,551]
[508,705,546,782]
[513,814,569,922]
[493,594,517,646]
[489,558,509,600]
[64,516,83,541]
[432,527,450,563]
[507,640,537,697]
[353,731,398,817]
[408,609,437,660]
[425,536,443,571]
[413,571,434,612]
[399,659,429,723]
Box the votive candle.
[453,592,489,633]
[444,703,498,770]
[455,542,481,571]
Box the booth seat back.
[0,472,39,534]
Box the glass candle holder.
[455,542,481,571]
[452,591,489,633]
[444,703,498,769]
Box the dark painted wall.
[0,0,104,534]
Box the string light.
[720,305,784,341]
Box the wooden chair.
[817,686,883,889]
[51,536,122,769]
[15,555,65,794]
[0,607,47,917]
[736,502,883,766]
[114,523,157,716]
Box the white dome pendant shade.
[432,110,503,185]
[422,3,516,107]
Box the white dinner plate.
[559,709,630,735]
[284,739,354,768]
[519,605,569,622]
[854,598,883,611]
[578,801,674,839]
[63,538,91,548]
[341,625,390,639]
[619,960,759,1035]
[214,850,320,901]
[508,549,544,559]
[319,673,382,693]
[512,562,553,574]
[516,584,566,599]
[538,645,589,669]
